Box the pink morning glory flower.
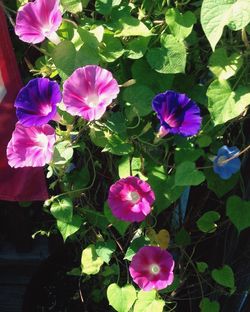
[15,0,62,44]
[63,65,120,121]
[129,246,175,291]
[107,176,155,223]
[15,78,61,127]
[7,123,56,168]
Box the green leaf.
[226,196,250,232]
[211,265,235,290]
[175,146,204,164]
[84,207,109,231]
[115,16,152,37]
[134,290,165,312]
[201,0,250,50]
[51,196,73,223]
[118,156,131,178]
[81,244,104,275]
[124,237,148,261]
[96,240,116,264]
[196,134,212,148]
[147,166,184,214]
[95,0,121,16]
[207,80,250,125]
[107,283,137,312]
[53,140,74,165]
[100,34,124,62]
[205,168,239,198]
[175,228,191,246]
[125,37,150,59]
[104,203,130,236]
[52,41,76,79]
[146,35,186,74]
[57,215,82,241]
[123,84,154,116]
[165,8,196,40]
[200,298,220,312]
[77,27,100,49]
[196,262,208,273]
[61,0,83,13]
[132,59,174,93]
[209,48,243,80]
[196,211,220,233]
[175,161,205,186]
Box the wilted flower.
[129,246,175,291]
[7,123,56,168]
[15,0,62,44]
[107,176,155,222]
[152,90,201,137]
[15,78,61,127]
[213,145,241,180]
[63,65,119,121]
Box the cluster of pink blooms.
[10,0,175,292]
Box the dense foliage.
[5,0,250,311]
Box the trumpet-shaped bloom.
[15,0,62,44]
[213,145,241,180]
[15,78,61,127]
[7,123,56,168]
[107,176,155,222]
[129,246,175,291]
[63,65,120,121]
[152,90,201,137]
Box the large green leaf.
[207,80,250,125]
[175,161,205,186]
[146,35,186,74]
[61,0,85,13]
[226,196,250,232]
[57,215,82,241]
[52,140,74,165]
[95,240,116,264]
[51,196,73,223]
[100,34,124,62]
[165,8,196,40]
[200,298,220,312]
[134,290,165,312]
[125,37,150,59]
[201,0,250,50]
[81,244,104,275]
[211,265,235,290]
[209,48,243,80]
[123,84,154,116]
[107,283,137,312]
[115,16,152,37]
[104,203,130,236]
[95,0,121,16]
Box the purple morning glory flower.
[213,145,241,180]
[152,90,202,137]
[15,78,61,127]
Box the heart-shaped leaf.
[81,244,104,275]
[226,196,250,232]
[199,298,220,312]
[211,265,235,290]
[107,283,136,312]
[134,290,165,312]
[175,161,205,186]
[51,196,73,223]
[196,211,220,233]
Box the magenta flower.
[7,123,56,168]
[107,176,155,223]
[15,78,61,127]
[129,246,175,291]
[152,90,201,137]
[63,65,120,121]
[15,0,62,44]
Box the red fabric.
[0,7,48,201]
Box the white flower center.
[217,156,227,166]
[150,264,160,275]
[40,104,52,116]
[87,94,100,108]
[42,25,52,36]
[127,191,140,204]
[36,133,48,148]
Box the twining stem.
[221,144,250,164]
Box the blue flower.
[152,90,201,137]
[213,146,241,180]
